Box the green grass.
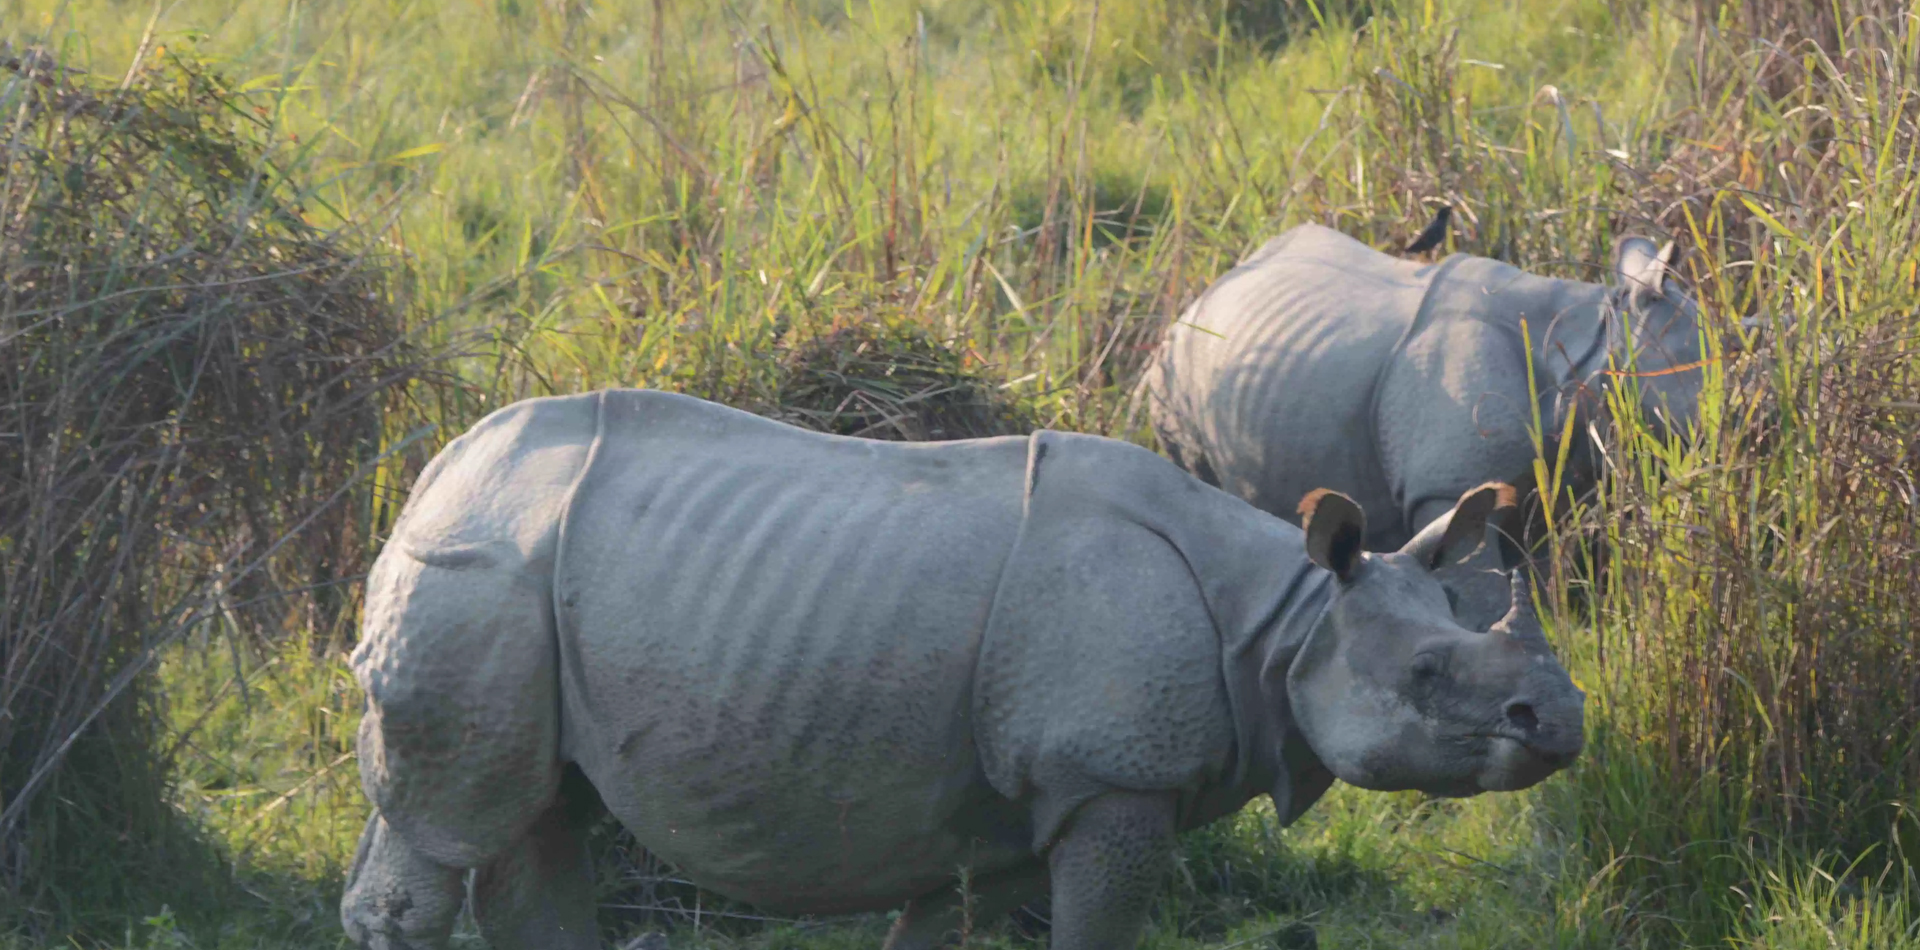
[4,0,1917,947]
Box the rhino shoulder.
[350,393,603,856]
[355,392,598,716]
[974,432,1274,850]
[973,516,1232,852]
[356,393,601,683]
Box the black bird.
[1402,204,1452,255]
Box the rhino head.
[1285,484,1585,796]
[1606,235,1712,440]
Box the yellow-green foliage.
[4,0,1916,947]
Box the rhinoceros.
[341,388,1585,950]
[1143,223,1716,622]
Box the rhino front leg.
[341,812,467,950]
[471,769,600,950]
[1044,791,1178,950]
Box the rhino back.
[553,390,1034,911]
[1152,224,1446,543]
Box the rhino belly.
[552,393,1036,911]
[588,740,1035,913]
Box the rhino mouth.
[1462,726,1580,758]
[1470,732,1581,792]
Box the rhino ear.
[1399,482,1517,568]
[1299,488,1366,581]
[1613,235,1673,304]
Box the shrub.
[0,48,427,934]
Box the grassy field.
[2,0,1917,947]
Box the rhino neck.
[1463,265,1618,488]
[1215,560,1336,827]
[1544,281,1718,492]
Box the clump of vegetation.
[761,321,1034,440]
[0,47,427,936]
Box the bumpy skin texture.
[1145,223,1705,558]
[343,388,1583,950]
[1045,792,1179,950]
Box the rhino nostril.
[1505,703,1538,732]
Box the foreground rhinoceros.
[1144,222,1712,618]
[342,388,1585,950]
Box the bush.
[760,321,1035,440]
[0,48,427,935]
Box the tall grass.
[1556,1,1920,941]
[1,0,1914,946]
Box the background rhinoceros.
[1143,222,1714,597]
[341,388,1584,950]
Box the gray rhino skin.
[1145,224,1709,624]
[341,388,1584,950]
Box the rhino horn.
[1490,570,1550,650]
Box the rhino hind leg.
[346,542,571,946]
[341,812,467,950]
[472,765,600,950]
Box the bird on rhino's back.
[341,388,1585,950]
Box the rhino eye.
[1411,651,1444,681]
[1444,587,1460,615]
